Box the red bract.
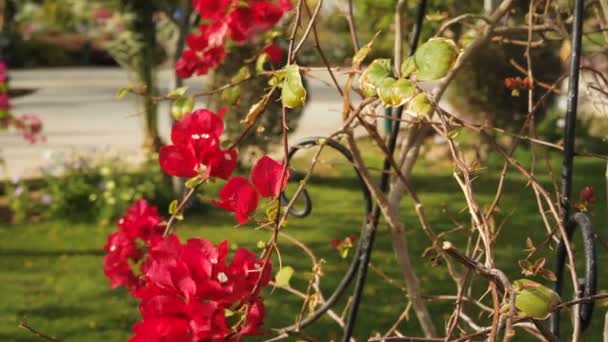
[251,156,290,198]
[212,177,259,224]
[263,44,284,64]
[177,0,290,78]
[129,234,271,341]
[581,186,596,204]
[103,200,165,293]
[159,108,237,180]
[251,1,284,28]
[193,0,233,20]
[227,7,255,43]
[13,114,44,144]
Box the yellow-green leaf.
[513,279,561,319]
[359,58,392,97]
[281,64,307,108]
[222,86,241,106]
[377,77,396,107]
[400,57,417,78]
[168,200,178,215]
[407,93,432,117]
[414,38,459,80]
[171,96,195,120]
[167,86,189,98]
[391,78,416,106]
[353,31,381,69]
[116,87,131,99]
[275,266,295,287]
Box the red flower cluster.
[213,156,290,224]
[159,107,290,225]
[176,0,292,78]
[0,60,44,143]
[129,234,272,341]
[504,77,532,91]
[159,109,237,179]
[103,199,165,293]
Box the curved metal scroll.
[551,212,598,335]
[278,136,372,332]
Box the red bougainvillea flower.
[263,44,284,64]
[251,1,284,28]
[177,0,291,78]
[159,108,237,180]
[331,234,358,258]
[580,186,596,204]
[251,155,290,198]
[13,114,44,143]
[193,0,233,20]
[116,199,165,241]
[129,234,271,341]
[212,177,259,224]
[103,200,165,293]
[214,156,290,224]
[0,94,11,110]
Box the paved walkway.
[0,67,349,179]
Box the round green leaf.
[407,93,432,117]
[391,79,416,106]
[400,57,417,78]
[281,65,307,108]
[359,58,392,97]
[377,77,396,107]
[513,279,561,319]
[275,266,295,287]
[414,38,459,81]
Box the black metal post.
[551,0,586,337]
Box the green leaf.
[391,79,416,106]
[513,279,561,319]
[256,53,270,73]
[171,96,195,121]
[400,57,417,78]
[414,38,459,80]
[359,58,392,97]
[168,200,178,215]
[377,77,396,107]
[232,66,251,82]
[275,266,295,287]
[167,86,189,98]
[222,86,241,106]
[185,176,202,189]
[281,64,307,108]
[407,93,432,117]
[116,87,131,99]
[352,31,381,69]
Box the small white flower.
[201,133,210,139]
[217,272,228,284]
[224,153,232,161]
[210,257,218,264]
[191,134,201,140]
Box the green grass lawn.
[1,143,607,341]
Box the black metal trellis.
[280,0,599,339]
